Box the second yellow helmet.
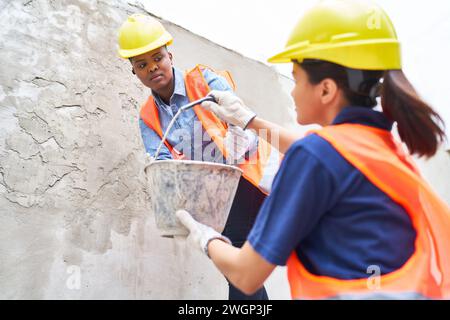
[268,0,401,70]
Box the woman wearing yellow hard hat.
[118,14,276,300]
[176,0,450,299]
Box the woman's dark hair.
[297,59,446,157]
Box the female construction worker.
[176,0,450,299]
[117,14,280,300]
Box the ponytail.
[381,70,446,158]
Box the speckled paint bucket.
[145,160,243,237]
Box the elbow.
[233,276,263,296]
[241,285,262,296]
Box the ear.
[320,79,338,104]
[168,51,173,64]
[130,58,136,75]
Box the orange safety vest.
[140,65,280,194]
[286,123,450,300]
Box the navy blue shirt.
[248,107,416,280]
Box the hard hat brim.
[267,40,310,64]
[268,39,402,70]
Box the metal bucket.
[145,160,243,237]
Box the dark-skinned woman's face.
[131,46,173,92]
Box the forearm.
[176,209,276,295]
[208,240,247,289]
[247,117,302,154]
[207,239,275,295]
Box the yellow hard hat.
[118,14,173,59]
[268,0,401,70]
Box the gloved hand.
[176,209,231,257]
[201,90,257,129]
[224,125,250,164]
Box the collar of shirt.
[152,67,187,110]
[332,106,393,131]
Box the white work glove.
[224,125,251,164]
[201,90,257,129]
[176,209,231,257]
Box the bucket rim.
[144,159,244,174]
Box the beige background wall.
[0,0,448,299]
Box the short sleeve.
[247,141,338,265]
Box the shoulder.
[275,135,335,185]
[201,68,233,92]
[200,67,219,80]
[287,133,332,160]
[285,133,353,182]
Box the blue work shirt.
[139,67,233,161]
[248,107,416,280]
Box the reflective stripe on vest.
[140,65,280,194]
[287,123,450,300]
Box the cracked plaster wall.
[0,0,293,299]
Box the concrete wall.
[0,0,291,299]
[1,0,448,300]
